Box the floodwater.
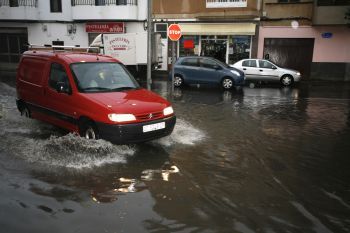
[1,80,350,233]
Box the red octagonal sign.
[168,24,182,41]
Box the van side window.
[49,63,70,90]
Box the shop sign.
[184,40,194,49]
[86,22,124,33]
[321,32,333,39]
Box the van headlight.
[296,72,301,76]
[230,70,240,76]
[163,106,174,116]
[108,114,136,122]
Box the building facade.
[258,0,350,80]
[0,0,147,72]
[152,0,261,70]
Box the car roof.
[22,50,119,64]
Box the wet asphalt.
[0,79,350,233]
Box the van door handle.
[243,68,246,70]
[259,69,263,72]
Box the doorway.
[263,38,314,79]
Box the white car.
[231,59,301,86]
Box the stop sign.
[168,24,182,41]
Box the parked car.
[16,50,176,144]
[172,56,245,90]
[231,59,301,86]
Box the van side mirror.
[56,82,71,94]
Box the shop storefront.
[177,23,256,65]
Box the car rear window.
[242,60,257,67]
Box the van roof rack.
[27,44,100,52]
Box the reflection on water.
[1,82,350,233]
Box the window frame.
[50,0,62,13]
[48,62,71,93]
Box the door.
[198,58,221,84]
[178,57,200,83]
[44,62,77,131]
[257,59,279,81]
[241,59,260,81]
[263,38,314,79]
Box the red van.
[16,50,176,144]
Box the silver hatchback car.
[231,59,301,86]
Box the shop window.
[228,36,251,65]
[50,0,62,12]
[179,36,199,57]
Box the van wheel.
[221,77,234,90]
[79,121,99,140]
[174,75,184,87]
[280,75,294,86]
[20,106,31,118]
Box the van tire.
[79,120,99,140]
[20,106,31,118]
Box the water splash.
[13,134,135,169]
[154,118,206,147]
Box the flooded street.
[1,80,350,233]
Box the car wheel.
[221,77,234,90]
[20,106,31,118]
[173,75,184,87]
[79,121,99,140]
[280,75,294,86]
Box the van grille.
[136,111,163,121]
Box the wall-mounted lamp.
[42,24,47,32]
[67,24,77,34]
[143,20,148,31]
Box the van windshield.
[70,62,140,93]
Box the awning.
[179,23,256,36]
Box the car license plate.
[143,122,165,133]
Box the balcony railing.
[71,0,137,6]
[0,0,37,7]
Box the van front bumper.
[96,115,176,144]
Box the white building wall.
[0,5,39,20]
[29,23,89,47]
